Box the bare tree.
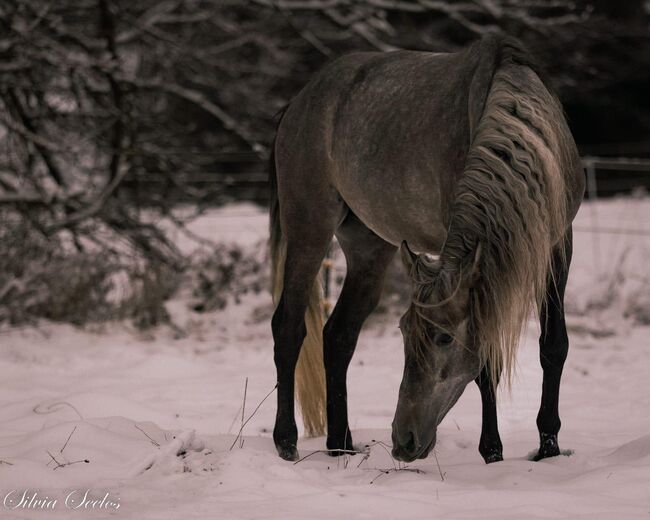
[0,0,647,324]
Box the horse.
[268,34,585,464]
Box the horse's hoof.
[534,433,560,461]
[276,445,299,461]
[479,439,503,464]
[483,451,504,464]
[325,449,349,457]
[326,433,354,456]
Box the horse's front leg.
[475,364,503,463]
[535,229,572,460]
[323,214,396,454]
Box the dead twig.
[433,449,445,481]
[135,425,161,447]
[46,450,89,470]
[293,448,363,465]
[122,78,268,156]
[356,450,370,468]
[229,383,278,450]
[365,439,396,470]
[46,165,130,232]
[60,425,77,454]
[369,466,425,484]
[240,377,248,449]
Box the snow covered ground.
[1,198,649,519]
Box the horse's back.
[275,37,584,251]
[276,48,482,250]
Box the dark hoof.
[276,444,299,461]
[534,433,560,461]
[479,439,503,464]
[326,433,354,457]
[326,448,351,457]
[483,451,504,464]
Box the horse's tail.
[447,35,576,389]
[269,130,327,438]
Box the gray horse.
[269,35,585,464]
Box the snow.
[1,197,649,519]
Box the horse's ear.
[400,241,418,272]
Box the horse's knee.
[323,309,368,372]
[323,317,356,361]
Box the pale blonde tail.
[269,146,327,437]
[295,275,327,437]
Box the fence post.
[322,246,333,318]
[584,158,601,277]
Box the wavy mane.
[440,38,574,388]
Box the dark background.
[0,0,648,326]
[2,0,649,205]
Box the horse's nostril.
[392,422,422,461]
[403,431,417,454]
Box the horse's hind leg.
[475,364,503,463]
[324,212,396,454]
[535,227,573,461]
[272,186,341,461]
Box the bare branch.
[122,78,268,156]
[46,165,129,231]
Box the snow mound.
[605,435,650,464]
[0,414,204,490]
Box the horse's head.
[391,241,482,462]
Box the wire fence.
[168,155,650,235]
[127,154,650,190]
[168,155,649,302]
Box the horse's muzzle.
[391,423,436,462]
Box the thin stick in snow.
[293,449,362,465]
[227,404,242,435]
[47,450,62,468]
[135,425,161,447]
[239,377,248,449]
[433,449,445,481]
[355,440,396,469]
[46,450,89,470]
[229,383,277,451]
[369,439,396,471]
[368,467,424,484]
[60,425,77,454]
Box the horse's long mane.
[441,36,575,387]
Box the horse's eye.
[435,333,454,346]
